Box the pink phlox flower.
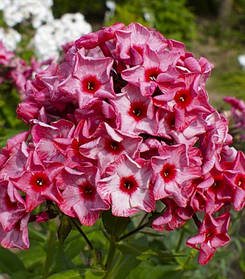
[75,99,118,136]
[0,134,29,181]
[75,22,125,50]
[9,58,32,96]
[223,151,245,210]
[0,212,30,250]
[176,55,213,85]
[98,154,155,217]
[186,212,230,265]
[121,45,182,96]
[187,175,214,213]
[58,166,109,226]
[71,53,115,108]
[200,112,230,174]
[112,84,157,135]
[114,22,168,66]
[151,144,201,207]
[0,180,26,232]
[31,120,75,165]
[79,122,142,172]
[152,199,193,231]
[12,152,63,212]
[203,169,234,214]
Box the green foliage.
[106,0,197,43]
[52,0,106,24]
[0,211,243,279]
[106,0,149,27]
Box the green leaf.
[28,225,47,243]
[0,247,26,274]
[18,244,46,270]
[12,270,34,279]
[109,254,140,279]
[125,262,182,279]
[58,214,72,244]
[47,269,83,279]
[102,211,130,239]
[84,269,105,278]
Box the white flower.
[0,0,11,10]
[2,0,53,28]
[33,13,92,61]
[238,55,245,70]
[0,27,21,50]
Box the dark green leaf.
[102,211,130,239]
[58,214,72,244]
[47,269,84,279]
[0,247,26,274]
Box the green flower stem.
[119,211,164,241]
[103,239,117,279]
[43,230,56,279]
[119,222,147,241]
[71,218,94,250]
[137,213,148,227]
[175,228,185,252]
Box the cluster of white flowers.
[0,0,92,60]
[0,0,53,28]
[33,13,92,60]
[0,27,21,51]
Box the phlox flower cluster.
[0,23,244,265]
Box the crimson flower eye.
[30,172,50,191]
[145,67,161,82]
[80,182,96,200]
[212,175,223,189]
[132,45,143,56]
[104,139,123,154]
[120,176,138,194]
[82,75,101,94]
[129,102,147,121]
[161,163,176,182]
[235,174,245,190]
[174,89,192,109]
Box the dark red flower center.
[120,175,138,195]
[161,163,176,183]
[129,102,147,121]
[82,75,101,94]
[133,45,143,56]
[174,89,192,109]
[235,173,245,190]
[30,172,50,191]
[80,182,96,200]
[105,139,123,154]
[212,175,224,189]
[145,67,161,82]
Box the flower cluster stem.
[71,218,94,250]
[103,240,117,279]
